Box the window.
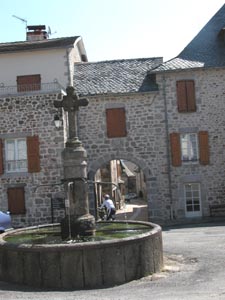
[0,135,40,175]
[170,131,209,166]
[181,133,198,162]
[5,138,27,172]
[184,183,202,217]
[7,187,25,214]
[176,80,196,112]
[106,108,127,138]
[17,74,41,92]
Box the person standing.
[100,194,116,220]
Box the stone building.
[2,5,225,227]
[74,57,166,221]
[150,4,225,220]
[74,4,225,223]
[0,25,87,228]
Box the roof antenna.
[12,15,27,36]
[47,26,57,37]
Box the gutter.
[162,75,174,220]
[66,48,73,86]
[78,90,159,99]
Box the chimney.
[26,25,48,41]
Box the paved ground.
[1,203,225,299]
[115,198,148,221]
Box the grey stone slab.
[60,250,84,289]
[83,248,103,288]
[40,251,61,288]
[101,245,126,286]
[124,242,142,281]
[23,251,42,287]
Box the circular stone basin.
[0,220,163,289]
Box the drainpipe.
[66,48,73,86]
[162,75,174,220]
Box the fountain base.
[0,221,163,289]
[61,214,96,239]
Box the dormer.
[26,25,48,41]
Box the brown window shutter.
[170,132,181,167]
[17,74,41,92]
[106,108,127,138]
[176,81,187,112]
[8,187,25,214]
[0,139,3,175]
[27,135,40,173]
[177,80,196,112]
[199,131,209,165]
[186,80,196,112]
[117,161,121,178]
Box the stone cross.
[54,86,88,146]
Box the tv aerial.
[12,15,28,38]
[12,15,27,29]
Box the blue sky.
[1,0,225,62]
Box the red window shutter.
[106,108,127,138]
[199,131,209,165]
[17,74,41,92]
[170,132,181,167]
[176,81,187,112]
[186,80,196,112]
[8,187,25,214]
[27,135,40,173]
[0,139,3,175]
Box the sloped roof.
[120,160,135,177]
[73,57,162,96]
[152,4,225,73]
[0,36,81,53]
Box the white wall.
[0,48,70,88]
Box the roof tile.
[152,4,225,73]
[0,36,80,53]
[74,57,162,96]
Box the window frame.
[184,182,202,217]
[17,74,41,92]
[5,138,28,173]
[170,131,209,167]
[180,133,199,163]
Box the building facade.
[0,26,87,228]
[2,5,225,227]
[75,4,225,224]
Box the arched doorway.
[88,153,151,221]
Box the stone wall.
[0,93,65,228]
[79,67,225,222]
[79,92,171,222]
[155,68,225,219]
[2,66,225,226]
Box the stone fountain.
[0,86,163,289]
[54,86,95,239]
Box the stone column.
[54,86,95,239]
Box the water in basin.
[4,222,151,245]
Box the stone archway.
[87,152,154,221]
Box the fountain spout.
[60,151,95,239]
